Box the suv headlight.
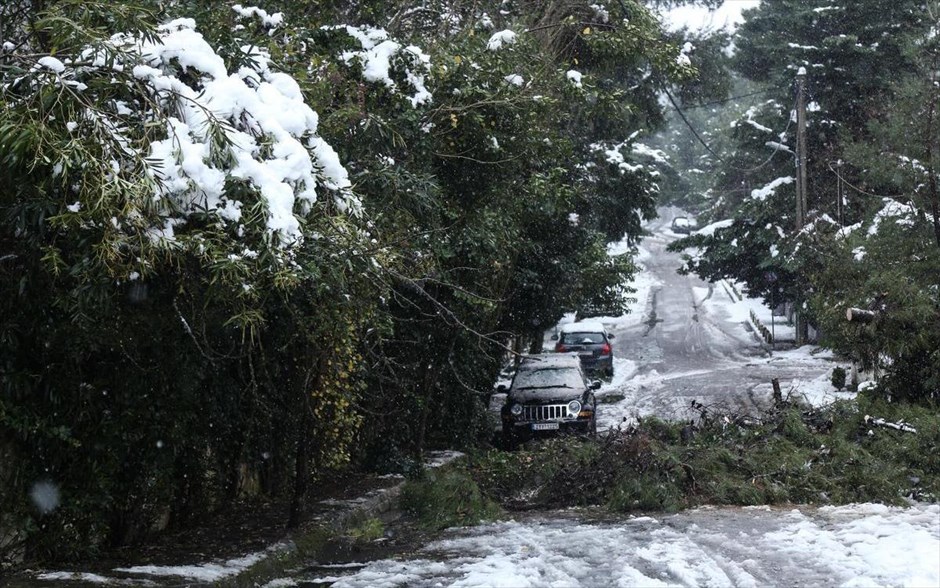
[510,403,523,417]
[567,400,582,417]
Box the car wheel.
[502,428,517,451]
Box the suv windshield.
[513,367,584,390]
[560,332,604,344]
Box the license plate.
[532,422,559,431]
[579,352,593,358]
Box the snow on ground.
[752,368,856,408]
[708,279,796,343]
[112,552,267,582]
[301,503,940,587]
[36,572,117,584]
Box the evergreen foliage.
[668,0,940,402]
[0,0,695,562]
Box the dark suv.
[499,353,599,447]
[552,320,615,377]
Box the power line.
[663,86,796,175]
[679,87,777,110]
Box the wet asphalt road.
[598,208,832,427]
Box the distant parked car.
[499,353,599,447]
[574,300,624,320]
[670,216,697,234]
[552,320,614,377]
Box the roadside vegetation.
[0,0,724,565]
[470,391,939,513]
[2,0,938,571]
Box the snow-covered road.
[591,207,846,430]
[285,503,940,587]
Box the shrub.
[831,367,847,391]
[401,469,501,530]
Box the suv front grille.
[522,404,569,421]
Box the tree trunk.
[287,395,311,529]
[287,355,319,529]
[528,328,544,354]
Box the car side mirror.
[550,334,559,341]
[607,333,615,340]
[496,384,508,393]
[590,380,602,390]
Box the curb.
[221,451,465,587]
[218,480,408,588]
[749,309,774,345]
[19,453,465,588]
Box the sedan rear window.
[560,332,604,344]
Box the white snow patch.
[694,218,733,237]
[765,504,940,587]
[487,30,517,51]
[231,5,284,28]
[868,198,917,235]
[566,70,583,88]
[751,176,793,201]
[632,143,668,164]
[38,56,66,73]
[323,504,940,587]
[37,572,114,584]
[333,26,432,107]
[114,552,265,582]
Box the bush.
[831,367,847,391]
[469,398,940,513]
[401,468,501,530]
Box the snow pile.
[694,218,733,236]
[486,29,517,51]
[751,176,793,201]
[767,369,856,408]
[37,572,113,584]
[590,4,611,24]
[231,4,284,28]
[677,41,694,67]
[503,73,524,87]
[305,504,939,586]
[37,55,67,73]
[332,25,432,107]
[113,552,267,582]
[766,504,940,587]
[867,198,917,235]
[566,69,583,88]
[632,143,669,164]
[594,142,643,174]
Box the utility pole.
[794,68,809,345]
[795,68,808,231]
[836,160,844,226]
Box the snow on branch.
[231,4,284,29]
[328,25,432,107]
[127,18,357,246]
[487,29,517,51]
[751,176,794,201]
[867,198,917,236]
